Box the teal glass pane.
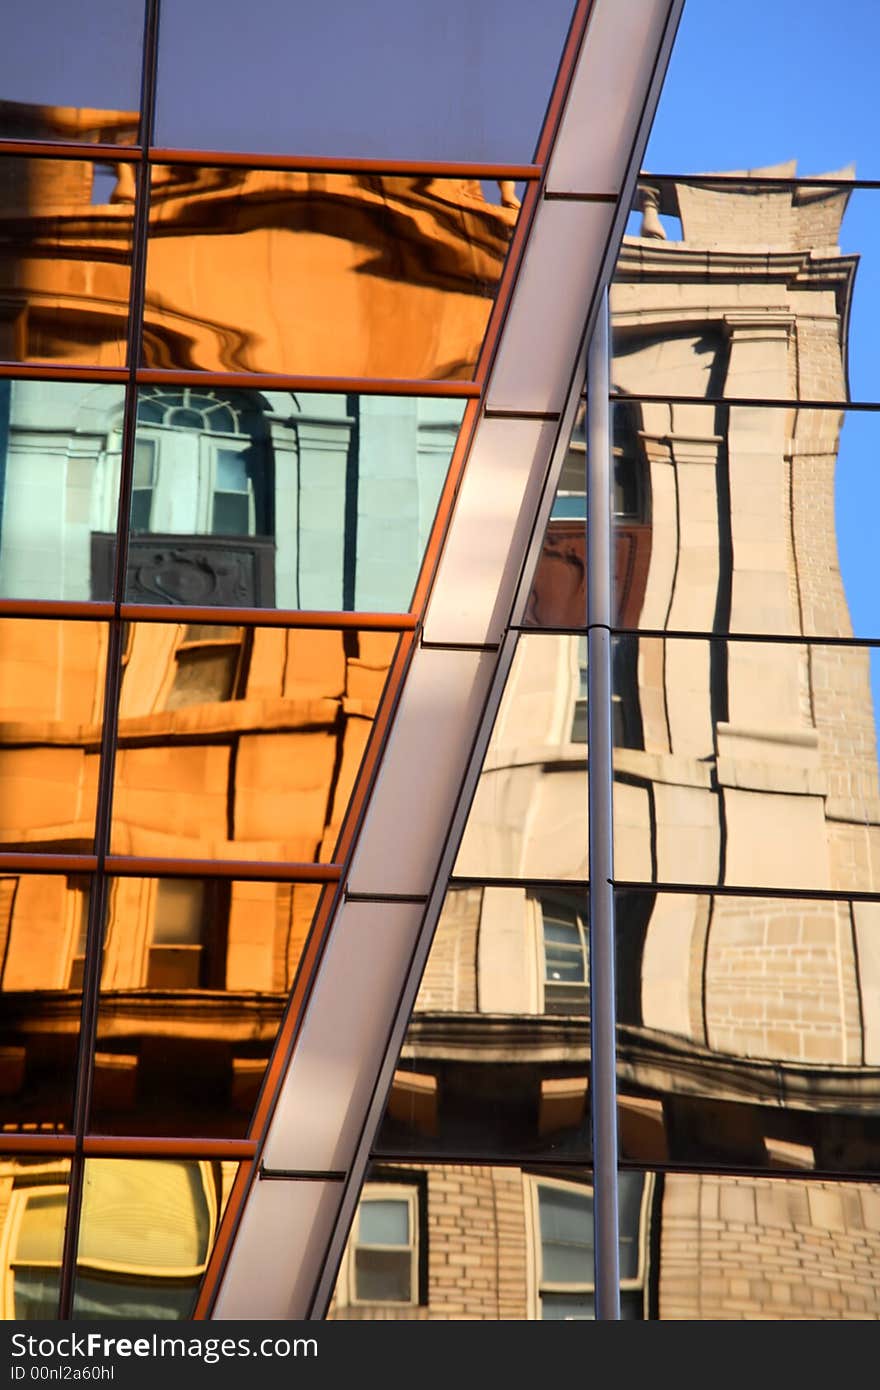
[126,389,466,611]
[0,380,124,601]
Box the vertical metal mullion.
[587,289,620,1319]
[57,0,163,1320]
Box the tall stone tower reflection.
[328,166,880,1321]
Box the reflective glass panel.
[122,389,465,611]
[0,874,91,1131]
[455,634,588,881]
[0,1156,70,1319]
[631,1169,880,1319]
[614,181,880,405]
[613,635,880,893]
[617,888,880,1176]
[71,1158,237,1320]
[0,157,134,367]
[154,0,574,163]
[0,1,141,144]
[328,1164,649,1320]
[608,402,880,642]
[0,380,124,601]
[109,624,397,863]
[523,398,586,631]
[0,619,106,854]
[90,876,323,1137]
[142,168,519,378]
[371,885,589,1161]
[643,1,880,182]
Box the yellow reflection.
[143,168,517,377]
[0,1156,69,1320]
[72,1159,236,1320]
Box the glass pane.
[142,168,519,379]
[618,1172,645,1281]
[359,1199,408,1247]
[371,885,590,1161]
[126,389,466,612]
[154,0,574,163]
[541,1292,594,1320]
[539,1184,593,1282]
[0,381,124,601]
[614,182,880,406]
[0,157,133,367]
[523,403,586,630]
[330,1163,622,1321]
[0,1,141,143]
[133,439,155,490]
[72,1159,237,1320]
[211,494,250,537]
[617,888,880,1175]
[152,879,204,944]
[215,451,247,491]
[456,634,588,881]
[0,619,106,855]
[613,635,880,893]
[643,1,880,182]
[353,1249,411,1304]
[0,874,90,1130]
[633,1169,880,1320]
[110,624,398,864]
[0,1156,70,1320]
[604,401,880,641]
[91,877,324,1136]
[0,872,91,1134]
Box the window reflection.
[111,624,397,863]
[91,876,322,1137]
[70,1159,236,1320]
[112,389,465,612]
[330,1165,650,1320]
[0,1156,70,1320]
[373,885,589,1160]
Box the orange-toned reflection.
[143,167,518,377]
[110,624,397,862]
[0,153,133,366]
[0,619,107,853]
[91,877,323,1137]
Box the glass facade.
[4,0,879,1328]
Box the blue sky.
[645,0,880,712]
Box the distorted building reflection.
[0,1155,235,1319]
[0,115,518,377]
[342,167,880,1317]
[0,381,464,611]
[0,619,396,1135]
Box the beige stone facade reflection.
[340,168,880,1318]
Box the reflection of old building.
[0,1156,237,1318]
[327,170,880,1320]
[0,152,515,378]
[6,0,877,1325]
